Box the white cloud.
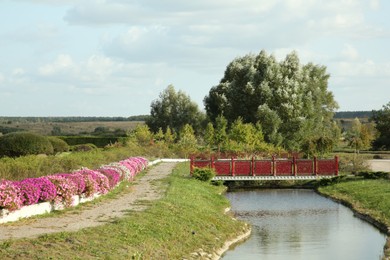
[0,73,4,84]
[39,54,75,76]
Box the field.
[0,121,143,136]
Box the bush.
[0,132,54,157]
[71,143,98,152]
[355,171,389,179]
[48,137,69,153]
[192,167,215,182]
[338,154,370,174]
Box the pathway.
[0,162,176,241]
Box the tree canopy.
[372,102,390,150]
[146,85,205,134]
[204,50,339,152]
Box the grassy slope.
[318,179,390,257]
[318,179,390,227]
[0,163,247,259]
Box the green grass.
[0,163,247,259]
[318,179,390,257]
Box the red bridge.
[190,156,339,181]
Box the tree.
[132,124,153,146]
[204,122,215,148]
[346,118,375,153]
[372,102,390,150]
[177,124,198,158]
[214,115,228,153]
[204,50,338,152]
[146,85,205,134]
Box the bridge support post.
[335,156,339,176]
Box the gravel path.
[0,162,177,241]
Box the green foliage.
[345,118,375,152]
[176,124,198,158]
[59,136,126,148]
[204,50,339,152]
[355,171,389,179]
[203,122,215,147]
[0,132,54,157]
[192,167,216,182]
[146,85,205,134]
[48,136,70,153]
[338,153,370,174]
[132,124,153,146]
[71,143,98,152]
[372,101,390,150]
[214,115,228,152]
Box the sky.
[0,0,389,117]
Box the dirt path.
[0,162,177,241]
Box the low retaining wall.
[0,194,100,224]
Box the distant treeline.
[0,115,150,123]
[334,111,372,119]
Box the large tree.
[204,50,339,152]
[146,85,205,134]
[372,102,390,150]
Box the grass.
[318,179,390,226]
[0,162,247,259]
[318,179,390,257]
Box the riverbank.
[0,162,248,259]
[317,179,390,258]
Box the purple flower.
[0,180,23,211]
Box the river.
[223,189,386,260]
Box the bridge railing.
[190,156,339,177]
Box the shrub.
[355,171,389,179]
[0,180,23,210]
[48,137,69,153]
[0,132,54,157]
[71,143,98,152]
[47,175,78,207]
[192,167,215,182]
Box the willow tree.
[204,50,339,153]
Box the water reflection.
[223,189,386,260]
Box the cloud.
[39,54,75,76]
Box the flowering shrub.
[14,177,57,206]
[36,177,57,202]
[0,180,23,211]
[0,157,148,211]
[47,175,78,207]
[77,168,110,195]
[56,173,86,195]
[97,167,121,189]
[14,179,41,206]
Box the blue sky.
[0,0,389,116]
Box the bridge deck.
[212,175,335,181]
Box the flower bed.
[0,157,148,223]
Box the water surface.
[223,189,386,260]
